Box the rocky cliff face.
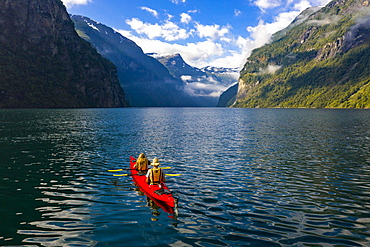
[230,0,370,108]
[0,0,128,108]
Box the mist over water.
[1,108,370,246]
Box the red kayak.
[130,156,177,215]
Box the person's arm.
[146,169,151,184]
[134,159,140,169]
[162,169,165,183]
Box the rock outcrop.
[0,0,128,108]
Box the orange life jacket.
[149,167,163,185]
[136,158,149,171]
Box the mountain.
[72,15,204,107]
[228,0,370,108]
[217,83,238,107]
[0,0,127,108]
[152,53,239,106]
[153,53,206,79]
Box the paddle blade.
[113,174,129,176]
[108,169,123,172]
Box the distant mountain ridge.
[0,0,127,108]
[151,53,206,78]
[152,53,239,106]
[72,15,215,107]
[223,0,370,108]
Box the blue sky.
[63,0,331,68]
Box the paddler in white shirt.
[146,158,165,187]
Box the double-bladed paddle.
[113,173,181,177]
[108,167,172,172]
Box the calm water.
[1,108,370,246]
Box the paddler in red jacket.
[146,158,165,186]
[134,153,150,174]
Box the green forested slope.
[234,0,370,108]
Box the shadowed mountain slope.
[0,0,127,108]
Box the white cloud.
[253,0,281,11]
[140,6,159,18]
[171,0,186,4]
[234,9,242,16]
[293,0,312,11]
[209,51,249,68]
[115,29,227,67]
[61,0,92,8]
[312,0,332,6]
[180,13,192,24]
[253,0,329,12]
[181,75,193,81]
[126,18,190,41]
[195,23,230,41]
[166,13,174,21]
[247,10,301,47]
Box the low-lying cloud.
[184,81,234,98]
[181,74,239,97]
[259,64,282,74]
[307,15,341,26]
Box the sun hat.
[152,158,160,166]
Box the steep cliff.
[72,15,199,107]
[232,0,370,108]
[217,83,238,107]
[0,0,128,108]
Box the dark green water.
[1,108,370,246]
